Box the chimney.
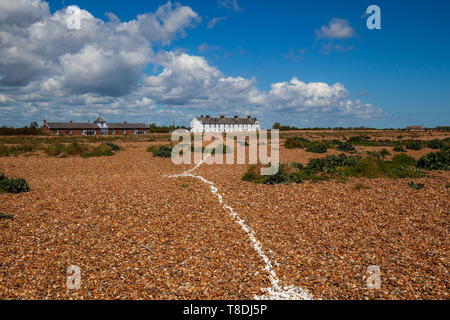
[234,115,238,119]
[70,120,73,124]
[124,121,127,124]
[247,115,251,119]
[220,115,225,118]
[206,115,210,118]
[200,115,204,118]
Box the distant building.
[406,125,424,131]
[42,117,148,136]
[190,115,260,133]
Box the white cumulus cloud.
[0,0,384,126]
[316,18,355,39]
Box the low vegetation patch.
[243,164,301,185]
[405,140,423,150]
[243,153,424,185]
[0,142,39,157]
[346,135,395,147]
[393,144,406,152]
[347,135,371,144]
[103,142,120,151]
[354,183,371,191]
[45,142,115,157]
[306,143,328,154]
[408,182,424,190]
[284,137,311,149]
[191,144,231,154]
[416,149,450,170]
[0,213,14,220]
[0,173,30,193]
[336,141,356,152]
[152,145,173,158]
[366,148,391,159]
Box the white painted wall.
[190,118,260,133]
[190,118,203,133]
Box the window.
[101,128,108,135]
[134,130,146,135]
[68,130,72,135]
[111,130,115,135]
[55,129,59,135]
[123,129,126,135]
[82,130,96,136]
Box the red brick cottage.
[42,117,148,136]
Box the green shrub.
[0,173,30,193]
[336,141,355,152]
[379,148,391,159]
[0,141,40,157]
[365,154,421,178]
[45,142,116,157]
[0,213,14,220]
[427,139,445,149]
[64,142,87,155]
[348,135,371,143]
[242,153,424,185]
[284,137,310,149]
[347,136,394,147]
[391,154,417,166]
[290,162,304,170]
[81,144,114,157]
[339,157,384,178]
[416,149,450,170]
[405,140,423,150]
[153,145,173,158]
[243,164,301,185]
[0,144,10,156]
[242,166,266,184]
[45,143,65,156]
[306,143,327,153]
[305,154,359,173]
[408,182,424,190]
[393,144,406,152]
[103,142,120,151]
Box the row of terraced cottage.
[42,115,260,136]
[42,117,148,136]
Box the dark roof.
[46,122,147,130]
[46,122,98,129]
[107,123,148,129]
[196,116,258,125]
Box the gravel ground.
[0,134,448,299]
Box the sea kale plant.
[416,149,450,170]
[0,173,30,194]
[152,145,173,158]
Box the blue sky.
[0,0,449,128]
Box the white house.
[190,115,260,133]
